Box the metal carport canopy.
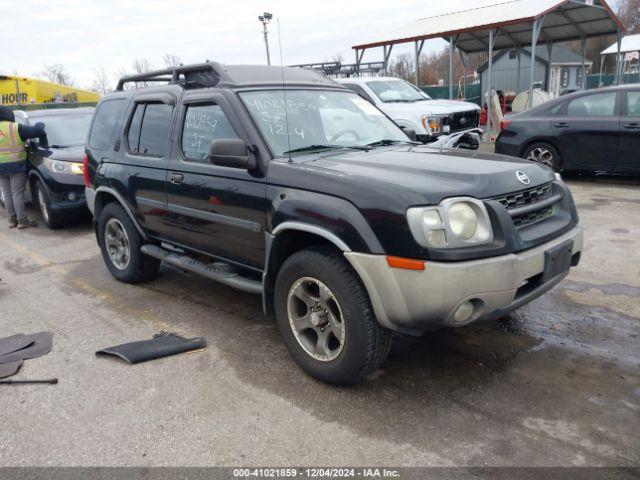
[351,0,624,53]
[601,33,640,54]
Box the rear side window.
[128,103,173,157]
[626,91,640,117]
[88,99,126,150]
[181,104,239,162]
[567,92,616,117]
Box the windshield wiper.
[48,144,70,148]
[365,139,419,147]
[283,144,369,155]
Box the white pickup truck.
[338,77,482,148]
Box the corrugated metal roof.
[352,0,624,53]
[601,33,640,54]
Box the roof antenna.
[277,18,293,162]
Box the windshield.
[366,79,430,103]
[240,90,409,156]
[31,112,93,147]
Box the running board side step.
[140,244,262,295]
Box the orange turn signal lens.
[386,256,425,271]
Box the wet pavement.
[0,176,638,467]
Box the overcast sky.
[7,0,528,89]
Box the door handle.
[169,173,184,185]
[623,123,640,130]
[553,122,569,128]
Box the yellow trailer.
[0,75,100,106]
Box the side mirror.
[400,126,417,141]
[208,139,254,169]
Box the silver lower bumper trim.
[345,225,583,335]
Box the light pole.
[258,12,273,66]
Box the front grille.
[447,110,480,133]
[492,182,556,229]
[494,183,552,210]
[512,205,555,228]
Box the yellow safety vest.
[0,121,27,164]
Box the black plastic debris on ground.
[0,331,54,379]
[96,332,207,364]
[0,361,23,379]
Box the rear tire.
[274,246,392,385]
[97,202,160,283]
[522,142,561,171]
[34,180,62,229]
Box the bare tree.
[132,58,154,74]
[387,53,414,81]
[331,52,344,64]
[40,64,74,86]
[618,0,640,33]
[162,53,182,68]
[91,66,111,94]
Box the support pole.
[414,40,424,87]
[546,41,553,93]
[449,36,455,99]
[598,55,604,86]
[615,29,622,84]
[529,17,544,110]
[580,35,586,90]
[486,29,495,143]
[516,47,521,93]
[459,50,467,100]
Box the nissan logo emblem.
[516,171,531,185]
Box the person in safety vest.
[0,106,47,229]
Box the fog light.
[67,192,77,202]
[453,301,474,324]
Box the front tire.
[34,180,62,229]
[523,142,561,171]
[97,202,160,283]
[274,247,392,385]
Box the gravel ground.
[0,175,638,467]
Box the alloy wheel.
[287,276,345,362]
[105,218,131,270]
[526,147,554,167]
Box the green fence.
[421,84,482,106]
[586,73,640,89]
[6,102,97,111]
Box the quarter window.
[88,99,126,150]
[128,103,173,156]
[626,91,640,117]
[181,104,239,162]
[567,92,616,117]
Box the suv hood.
[272,145,554,208]
[44,145,84,162]
[384,99,480,115]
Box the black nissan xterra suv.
[85,63,582,385]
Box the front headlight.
[421,115,446,135]
[448,202,477,240]
[407,198,493,249]
[44,159,84,175]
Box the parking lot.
[0,175,639,467]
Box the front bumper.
[345,224,583,335]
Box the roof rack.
[116,62,225,91]
[290,61,386,77]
